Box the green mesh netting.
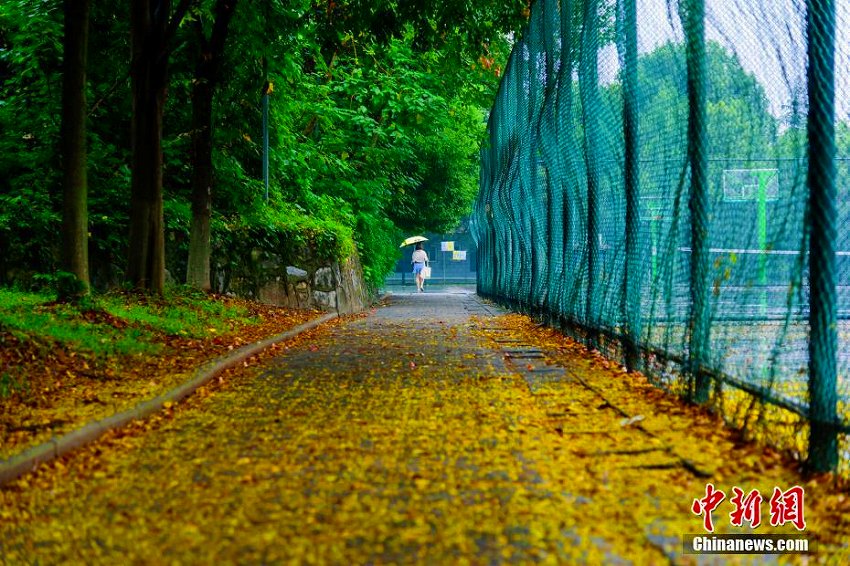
[472,0,849,473]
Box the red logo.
[729,487,763,528]
[693,485,806,532]
[769,486,806,530]
[692,483,726,532]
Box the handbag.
[421,265,432,279]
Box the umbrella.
[399,235,428,248]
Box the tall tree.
[186,0,238,291]
[61,0,91,289]
[1,0,529,289]
[128,0,192,294]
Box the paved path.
[1,289,847,564]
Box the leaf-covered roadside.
[1,297,847,564]
[0,288,321,459]
[474,314,850,559]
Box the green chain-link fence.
[473,0,849,474]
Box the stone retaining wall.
[253,254,370,314]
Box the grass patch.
[99,290,255,339]
[0,287,257,358]
[0,289,157,357]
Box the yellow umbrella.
[399,235,428,248]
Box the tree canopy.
[0,0,529,290]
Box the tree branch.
[88,70,131,117]
[165,0,194,47]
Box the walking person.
[411,243,429,292]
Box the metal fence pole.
[685,0,711,403]
[542,0,556,318]
[580,0,600,335]
[558,0,575,322]
[806,0,839,473]
[546,168,554,317]
[514,50,529,306]
[622,0,641,371]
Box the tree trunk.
[61,0,90,289]
[128,0,167,293]
[186,0,237,291]
[128,0,191,294]
[186,77,214,291]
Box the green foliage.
[632,41,775,161]
[0,286,255,360]
[1,0,526,290]
[30,271,88,302]
[0,2,65,281]
[0,190,61,282]
[100,292,253,339]
[0,288,157,357]
[56,271,87,302]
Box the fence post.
[685,0,711,403]
[545,168,554,316]
[543,0,558,319]
[580,0,600,336]
[622,0,641,371]
[514,50,530,307]
[806,0,838,473]
[558,0,575,322]
[528,6,547,313]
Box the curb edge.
[0,311,338,487]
